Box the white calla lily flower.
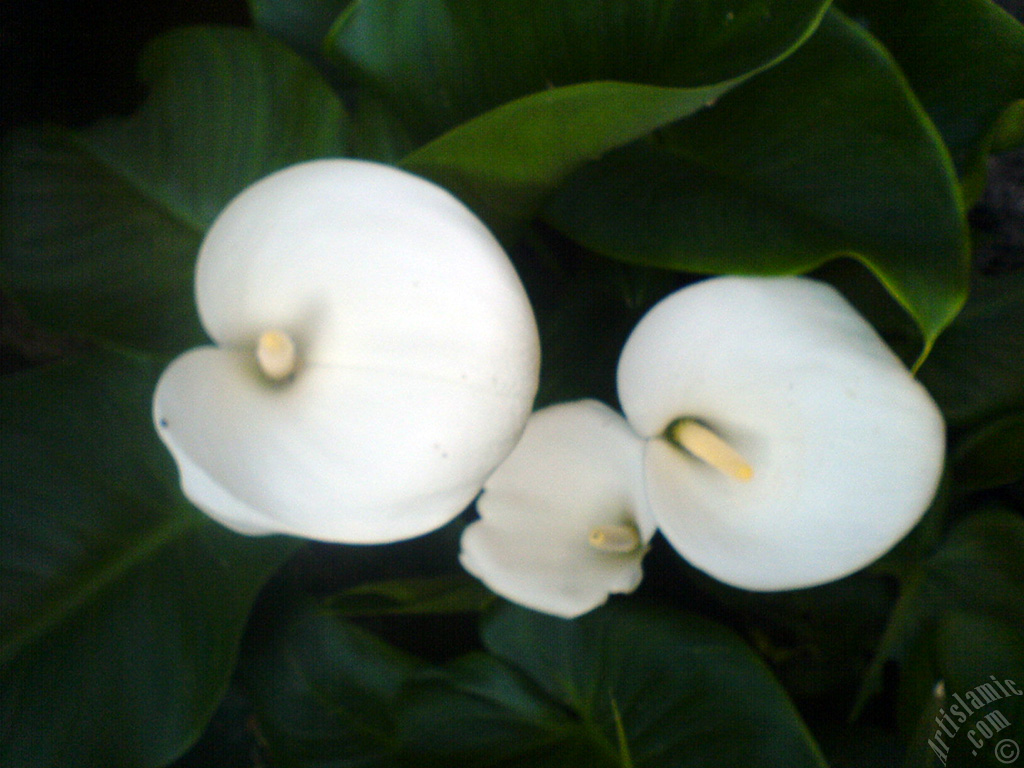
[460,400,654,618]
[154,159,540,543]
[618,276,945,591]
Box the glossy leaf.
[241,601,423,767]
[400,601,828,767]
[0,350,298,767]
[0,26,347,355]
[331,0,830,230]
[839,0,1024,196]
[401,82,737,235]
[331,0,832,142]
[544,10,969,347]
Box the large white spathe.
[154,159,540,543]
[618,276,945,591]
[460,400,654,618]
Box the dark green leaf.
[331,0,832,142]
[991,99,1024,153]
[401,81,737,235]
[0,350,298,767]
[325,574,496,617]
[401,601,828,767]
[531,258,680,409]
[922,511,1024,630]
[954,412,1024,491]
[241,601,423,767]
[248,0,353,75]
[917,272,1024,426]
[400,653,604,767]
[931,613,1024,768]
[330,0,830,231]
[544,9,969,348]
[839,0,1024,197]
[1,26,347,355]
[852,510,1024,724]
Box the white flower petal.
[195,159,538,400]
[155,346,533,542]
[155,160,540,542]
[459,400,652,617]
[618,276,945,591]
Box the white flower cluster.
[154,160,945,618]
[461,277,945,616]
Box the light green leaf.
[402,82,738,234]
[330,0,831,231]
[544,9,969,348]
[325,574,496,617]
[1,26,347,355]
[0,350,298,767]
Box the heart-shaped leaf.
[399,601,828,767]
[544,9,969,348]
[240,600,423,767]
[839,0,1024,199]
[0,350,299,767]
[852,510,1024,724]
[331,0,831,142]
[329,0,831,231]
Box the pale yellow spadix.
[669,419,753,482]
[256,330,298,381]
[588,524,641,553]
[617,276,944,592]
[460,400,654,618]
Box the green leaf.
[331,0,831,142]
[0,350,298,767]
[240,600,423,767]
[852,510,1024,725]
[1,26,347,356]
[917,272,1024,426]
[400,601,828,767]
[401,82,738,236]
[325,574,496,617]
[330,0,830,231]
[954,411,1024,491]
[531,254,680,409]
[931,613,1024,768]
[839,0,1024,197]
[248,0,353,74]
[544,9,969,348]
[401,653,603,768]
